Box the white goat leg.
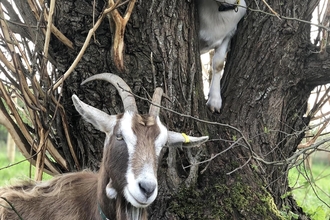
[198,0,246,113]
[206,35,231,112]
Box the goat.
[0,73,208,220]
[197,0,246,112]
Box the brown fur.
[0,114,161,220]
[0,172,99,220]
[131,115,159,177]
[0,157,148,220]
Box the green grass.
[0,148,52,186]
[289,162,330,220]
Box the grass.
[0,148,52,186]
[289,162,330,220]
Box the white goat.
[0,73,208,220]
[197,0,246,112]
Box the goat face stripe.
[120,112,138,157]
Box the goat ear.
[72,95,117,134]
[167,131,208,148]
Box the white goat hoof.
[206,96,222,113]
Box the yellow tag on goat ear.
[181,133,190,143]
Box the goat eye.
[116,134,123,141]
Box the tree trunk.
[51,0,327,219]
[221,0,321,213]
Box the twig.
[260,0,280,19]
[0,197,24,220]
[226,156,252,175]
[43,0,56,59]
[246,5,330,31]
[298,163,330,209]
[183,137,245,169]
[51,0,130,91]
[0,152,37,171]
[117,84,247,135]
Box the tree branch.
[304,46,330,86]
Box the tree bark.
[47,0,328,219]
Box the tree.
[1,0,329,219]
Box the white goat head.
[197,0,246,112]
[72,73,209,218]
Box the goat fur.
[0,171,147,220]
[0,172,100,220]
[0,113,158,220]
[197,0,246,112]
[0,97,208,220]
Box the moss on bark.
[169,177,283,220]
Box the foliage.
[289,162,330,220]
[0,0,77,179]
[0,125,7,147]
[0,150,52,186]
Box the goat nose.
[138,181,156,198]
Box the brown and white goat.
[0,73,208,220]
[197,0,246,112]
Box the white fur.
[124,164,158,208]
[120,112,137,157]
[106,179,117,199]
[154,117,168,155]
[127,207,143,220]
[119,112,160,208]
[197,0,246,112]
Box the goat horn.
[149,87,163,117]
[81,73,138,113]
